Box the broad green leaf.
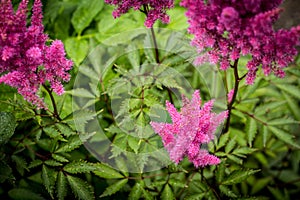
[57,171,68,200]
[246,118,257,147]
[64,160,96,174]
[161,184,175,200]
[222,169,260,185]
[42,165,57,199]
[0,111,16,144]
[100,179,128,198]
[8,188,44,200]
[71,0,104,34]
[268,126,300,148]
[276,84,300,100]
[56,135,83,153]
[67,175,95,200]
[65,38,89,66]
[93,163,124,179]
[219,185,238,198]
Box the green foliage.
[0,1,299,200]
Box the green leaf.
[67,175,95,200]
[222,169,260,185]
[216,162,226,183]
[28,160,43,169]
[57,171,68,200]
[227,154,243,165]
[267,118,298,126]
[93,163,124,179]
[161,184,175,200]
[0,160,13,183]
[232,147,257,157]
[268,186,285,200]
[8,188,44,200]
[56,135,83,153]
[283,92,300,120]
[65,38,89,66]
[0,111,16,144]
[45,159,63,167]
[43,126,66,141]
[268,126,300,148]
[71,0,104,34]
[52,154,69,163]
[42,165,57,199]
[217,132,230,150]
[12,155,28,176]
[128,136,140,153]
[219,185,238,198]
[64,160,96,174]
[251,177,272,194]
[246,118,257,147]
[262,125,269,148]
[225,136,236,153]
[129,182,143,200]
[100,179,128,198]
[276,84,300,100]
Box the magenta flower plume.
[150,90,228,168]
[181,0,300,84]
[0,0,73,108]
[104,0,174,28]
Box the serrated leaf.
[45,159,63,167]
[268,126,300,148]
[267,118,298,126]
[168,179,186,188]
[246,118,257,147]
[141,188,154,200]
[42,165,57,199]
[222,169,260,185]
[43,126,66,141]
[0,111,16,144]
[65,38,88,66]
[93,163,124,179]
[100,179,128,198]
[12,155,28,176]
[216,162,226,183]
[225,136,236,153]
[283,92,300,120]
[8,188,44,200]
[219,185,237,198]
[55,123,75,137]
[57,171,68,200]
[227,154,243,165]
[64,160,96,174]
[129,182,143,200]
[52,154,69,163]
[217,132,230,150]
[71,0,103,34]
[66,88,95,98]
[56,135,83,153]
[28,160,43,169]
[67,175,95,200]
[232,147,257,157]
[161,184,174,200]
[0,160,13,183]
[276,84,300,100]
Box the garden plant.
[0,0,300,199]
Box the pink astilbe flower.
[0,0,73,108]
[181,0,300,84]
[104,0,174,28]
[150,90,228,168]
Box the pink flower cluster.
[150,90,228,168]
[181,0,300,84]
[0,0,72,108]
[104,0,174,28]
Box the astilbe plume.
[150,90,228,168]
[0,0,73,108]
[181,0,300,84]
[104,0,174,28]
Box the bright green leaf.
[100,179,128,198]
[94,163,124,179]
[222,169,260,185]
[64,160,96,174]
[65,38,89,66]
[161,184,174,200]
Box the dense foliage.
[0,0,300,199]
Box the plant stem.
[222,59,240,133]
[150,27,160,63]
[43,85,61,121]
